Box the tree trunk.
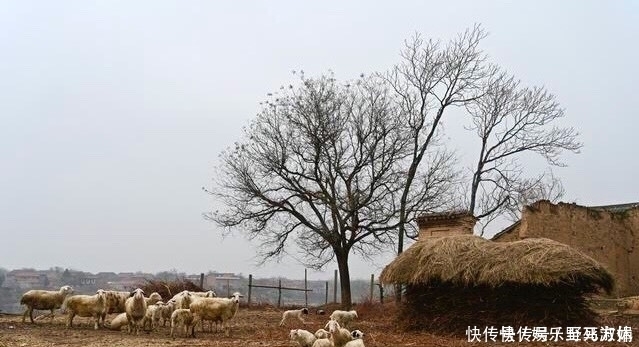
[335,249,352,310]
[395,224,405,303]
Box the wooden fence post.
[369,274,374,302]
[325,281,328,305]
[248,274,253,307]
[277,278,282,308]
[304,269,308,307]
[200,273,204,289]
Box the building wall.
[417,216,476,240]
[494,201,639,297]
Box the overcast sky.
[1,1,637,280]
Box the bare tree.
[206,73,457,308]
[465,69,582,235]
[380,25,491,300]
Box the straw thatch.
[380,235,613,293]
[379,235,615,333]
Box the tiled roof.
[588,202,639,213]
[416,211,476,223]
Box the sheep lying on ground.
[189,292,243,337]
[290,328,316,347]
[325,319,354,347]
[125,288,147,335]
[314,328,329,339]
[329,309,358,328]
[104,312,128,331]
[312,338,332,347]
[170,308,194,338]
[64,289,107,330]
[280,307,309,326]
[20,285,74,323]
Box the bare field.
[1,304,638,347]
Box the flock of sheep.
[19,285,242,338]
[281,307,364,347]
[18,285,367,346]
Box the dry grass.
[380,235,614,292]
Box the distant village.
[0,267,376,314]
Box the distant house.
[492,200,639,297]
[6,270,48,289]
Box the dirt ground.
[1,303,638,347]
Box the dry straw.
[380,234,613,293]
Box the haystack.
[380,235,614,333]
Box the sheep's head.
[229,292,243,304]
[148,292,162,302]
[351,310,358,317]
[289,329,299,339]
[130,288,145,299]
[206,290,216,297]
[60,285,74,295]
[96,289,107,302]
[301,308,309,315]
[325,319,340,333]
[351,329,364,339]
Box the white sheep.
[344,330,365,347]
[125,288,147,335]
[104,312,128,331]
[189,292,243,337]
[20,285,74,323]
[189,290,217,298]
[325,319,354,347]
[158,299,176,327]
[280,307,309,326]
[141,301,164,331]
[170,308,194,338]
[104,290,130,313]
[329,309,358,328]
[344,339,366,347]
[290,328,317,347]
[314,328,329,339]
[144,292,163,306]
[351,330,364,339]
[64,289,108,330]
[172,290,193,310]
[312,338,332,347]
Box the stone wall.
[493,200,639,296]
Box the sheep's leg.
[67,312,75,328]
[49,309,55,323]
[279,317,286,326]
[22,307,30,323]
[93,315,99,330]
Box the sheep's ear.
[129,291,135,297]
